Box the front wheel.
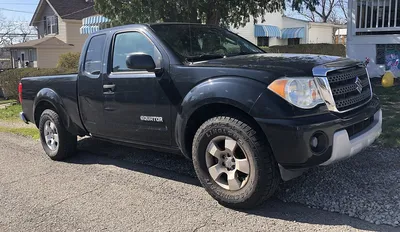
[192,116,280,209]
[39,109,77,160]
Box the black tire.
[39,109,77,160]
[192,116,280,209]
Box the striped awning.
[281,27,305,39]
[83,15,110,26]
[80,15,110,34]
[254,25,281,38]
[80,25,100,34]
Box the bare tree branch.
[0,11,36,46]
[296,0,347,23]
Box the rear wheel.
[192,116,280,209]
[39,109,77,160]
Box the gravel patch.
[0,120,36,129]
[277,145,400,227]
[78,138,400,227]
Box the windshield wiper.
[186,54,225,62]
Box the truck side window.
[112,32,162,72]
[84,34,106,76]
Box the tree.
[0,12,37,46]
[94,0,319,27]
[293,0,347,23]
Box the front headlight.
[268,77,324,109]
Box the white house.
[230,12,345,47]
[347,0,400,77]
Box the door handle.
[103,84,115,95]
[103,84,115,90]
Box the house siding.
[37,48,70,68]
[308,25,334,44]
[230,12,285,46]
[57,18,67,43]
[282,17,309,44]
[230,13,338,47]
[65,21,89,53]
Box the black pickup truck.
[19,23,382,208]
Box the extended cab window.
[84,34,106,75]
[112,32,162,72]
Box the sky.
[0,0,39,22]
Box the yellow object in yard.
[382,71,395,88]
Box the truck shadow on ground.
[61,137,395,232]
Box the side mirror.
[126,53,156,72]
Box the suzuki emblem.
[355,77,363,94]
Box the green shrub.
[57,52,80,70]
[0,68,76,100]
[260,44,346,57]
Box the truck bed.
[21,74,79,126]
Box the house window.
[44,16,58,35]
[288,38,300,45]
[28,49,33,61]
[376,44,400,72]
[257,37,269,47]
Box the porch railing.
[356,0,400,33]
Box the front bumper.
[256,96,381,169]
[321,109,381,165]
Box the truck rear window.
[84,34,106,75]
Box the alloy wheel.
[205,136,250,191]
[44,120,59,151]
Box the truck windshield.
[150,24,264,62]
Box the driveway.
[0,132,397,231]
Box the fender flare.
[33,88,77,135]
[175,76,267,158]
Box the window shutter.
[43,16,47,35]
[55,16,59,34]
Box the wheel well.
[184,103,265,159]
[34,101,57,127]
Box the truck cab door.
[78,34,107,136]
[102,31,171,146]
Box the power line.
[0,8,34,14]
[1,5,96,25]
[0,3,38,5]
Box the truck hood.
[190,53,361,77]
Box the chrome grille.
[326,66,372,112]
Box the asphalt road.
[0,132,396,231]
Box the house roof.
[283,16,347,28]
[5,37,73,49]
[282,15,310,23]
[30,0,96,25]
[48,0,96,20]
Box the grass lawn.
[0,126,40,140]
[0,104,22,121]
[372,81,400,147]
[0,101,39,139]
[0,99,18,105]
